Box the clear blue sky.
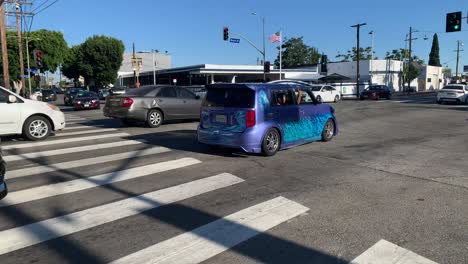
[32,0,467,72]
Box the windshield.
[77,92,96,98]
[203,87,255,108]
[310,86,322,91]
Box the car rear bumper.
[74,102,100,109]
[197,126,262,153]
[104,107,147,121]
[437,96,464,103]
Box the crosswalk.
[0,114,318,263]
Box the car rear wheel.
[147,109,163,128]
[23,115,51,141]
[262,128,280,156]
[334,95,340,103]
[321,119,335,142]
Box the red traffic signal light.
[34,51,43,68]
[223,27,229,41]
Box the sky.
[30,0,467,72]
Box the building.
[120,64,321,87]
[117,52,172,85]
[326,60,444,96]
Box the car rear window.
[203,87,255,108]
[77,92,96,98]
[125,86,158,96]
[442,86,463,90]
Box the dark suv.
[360,85,392,100]
[0,144,7,200]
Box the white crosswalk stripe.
[7,146,171,179]
[110,196,309,264]
[3,140,146,162]
[0,158,201,207]
[2,133,129,150]
[0,174,244,255]
[54,128,118,137]
[351,239,438,264]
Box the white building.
[326,60,444,96]
[118,52,172,78]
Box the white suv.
[0,87,65,141]
[437,85,468,104]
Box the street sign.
[20,75,29,78]
[230,38,240,43]
[27,68,37,74]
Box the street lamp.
[252,12,266,81]
[369,30,374,84]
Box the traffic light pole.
[351,23,366,97]
[231,32,265,60]
[262,17,266,82]
[455,40,464,79]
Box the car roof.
[206,83,312,91]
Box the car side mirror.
[8,95,17,104]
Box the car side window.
[178,88,196,99]
[296,90,314,104]
[271,90,295,106]
[158,87,177,98]
[0,89,8,103]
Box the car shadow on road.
[125,129,254,158]
[0,145,348,264]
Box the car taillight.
[121,97,134,107]
[456,91,464,94]
[246,110,256,128]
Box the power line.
[33,0,57,15]
[31,0,50,13]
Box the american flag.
[269,32,281,43]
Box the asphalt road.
[0,94,466,264]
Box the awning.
[318,73,352,83]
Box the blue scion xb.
[197,83,338,156]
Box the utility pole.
[262,16,266,82]
[132,42,136,86]
[369,30,374,84]
[351,23,366,97]
[0,1,10,89]
[406,27,418,93]
[455,40,464,80]
[15,0,25,93]
[152,49,156,85]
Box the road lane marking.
[1,133,129,150]
[3,140,146,162]
[7,147,171,179]
[110,196,309,264]
[54,128,118,137]
[0,174,244,255]
[351,239,438,264]
[0,158,201,207]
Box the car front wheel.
[262,128,280,156]
[321,119,335,142]
[23,115,51,141]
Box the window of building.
[427,78,432,82]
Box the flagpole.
[279,31,282,80]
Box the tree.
[385,48,424,64]
[403,62,421,89]
[62,35,124,88]
[26,30,68,72]
[428,34,441,66]
[336,47,374,62]
[274,37,321,68]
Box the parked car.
[436,85,468,104]
[0,144,7,200]
[64,88,85,106]
[109,87,127,96]
[104,85,202,127]
[30,89,42,101]
[0,86,65,140]
[198,83,338,156]
[73,91,100,110]
[51,87,65,94]
[360,85,392,100]
[307,85,341,103]
[98,89,110,100]
[41,89,57,102]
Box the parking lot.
[0,94,467,263]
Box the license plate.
[215,114,227,123]
[448,93,455,96]
[84,103,90,107]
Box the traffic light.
[223,27,229,41]
[264,61,270,73]
[446,12,462,32]
[34,51,43,68]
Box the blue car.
[197,83,338,156]
[0,145,7,200]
